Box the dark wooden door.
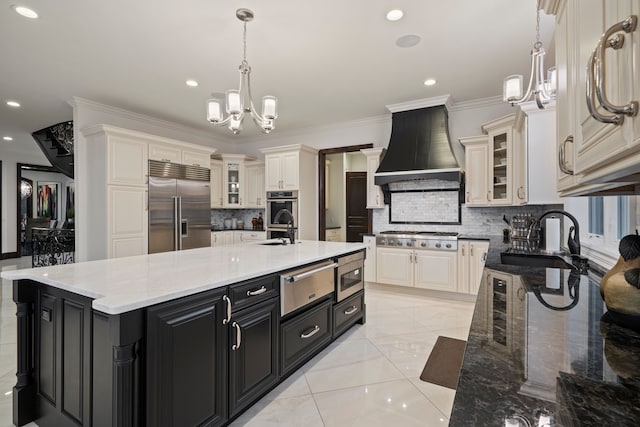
[228,297,279,418]
[345,172,370,242]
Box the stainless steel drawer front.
[280,260,336,316]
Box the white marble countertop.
[1,240,366,315]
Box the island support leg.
[13,282,36,426]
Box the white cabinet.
[149,144,211,168]
[264,151,299,191]
[108,185,148,258]
[482,115,515,205]
[460,136,489,206]
[360,148,385,208]
[457,240,490,295]
[211,231,222,247]
[222,154,247,208]
[460,114,516,207]
[363,235,376,283]
[376,247,414,286]
[545,0,640,194]
[80,125,215,261]
[325,228,341,242]
[260,145,318,240]
[210,160,223,208]
[245,162,265,208]
[235,231,266,243]
[376,247,457,292]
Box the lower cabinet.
[333,290,365,338]
[280,299,333,376]
[146,287,228,427]
[376,247,457,292]
[228,298,279,418]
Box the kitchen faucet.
[273,208,296,244]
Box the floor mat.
[420,336,466,390]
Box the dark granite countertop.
[450,239,640,426]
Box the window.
[587,196,637,250]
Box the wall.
[0,140,50,254]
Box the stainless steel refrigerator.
[148,160,211,254]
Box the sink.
[500,251,575,270]
[256,238,294,246]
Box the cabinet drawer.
[230,275,279,311]
[333,291,364,338]
[280,299,332,375]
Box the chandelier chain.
[535,0,542,47]
[243,21,247,62]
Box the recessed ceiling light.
[424,78,437,86]
[386,9,404,21]
[185,79,199,87]
[12,5,38,19]
[396,35,421,48]
[6,100,21,108]
[3,136,14,141]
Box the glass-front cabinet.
[221,154,249,208]
[482,114,514,206]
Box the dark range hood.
[375,105,461,189]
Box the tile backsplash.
[373,204,563,236]
[211,209,266,229]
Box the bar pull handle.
[300,325,320,339]
[282,263,338,283]
[247,286,267,296]
[344,306,358,316]
[173,196,180,251]
[222,295,232,325]
[231,322,242,350]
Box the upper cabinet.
[260,144,318,240]
[149,143,212,168]
[545,0,640,195]
[245,161,265,208]
[360,148,385,209]
[210,159,223,208]
[264,151,299,191]
[461,106,561,207]
[220,154,252,208]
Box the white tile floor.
[0,257,475,427]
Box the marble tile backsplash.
[373,204,563,237]
[390,191,460,223]
[211,209,266,229]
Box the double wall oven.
[266,190,298,240]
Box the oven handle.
[282,263,338,283]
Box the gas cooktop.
[376,231,458,250]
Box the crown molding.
[447,96,505,112]
[68,97,235,146]
[386,95,452,113]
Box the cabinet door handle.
[231,322,242,350]
[461,247,465,256]
[470,245,474,256]
[482,252,487,262]
[247,286,267,296]
[517,186,525,200]
[466,192,470,203]
[300,325,320,339]
[487,191,491,201]
[594,16,638,120]
[558,135,575,175]
[344,306,359,315]
[222,295,232,325]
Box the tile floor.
[0,257,475,427]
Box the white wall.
[1,140,50,254]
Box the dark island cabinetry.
[146,287,229,427]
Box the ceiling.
[0,0,555,154]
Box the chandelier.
[503,1,556,109]
[206,8,277,134]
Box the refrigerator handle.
[173,196,180,251]
[177,196,183,250]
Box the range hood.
[375,105,461,188]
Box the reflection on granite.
[450,239,640,426]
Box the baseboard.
[365,281,477,303]
[1,252,19,260]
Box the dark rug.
[420,336,466,390]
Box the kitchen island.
[450,240,640,426]
[2,240,367,427]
